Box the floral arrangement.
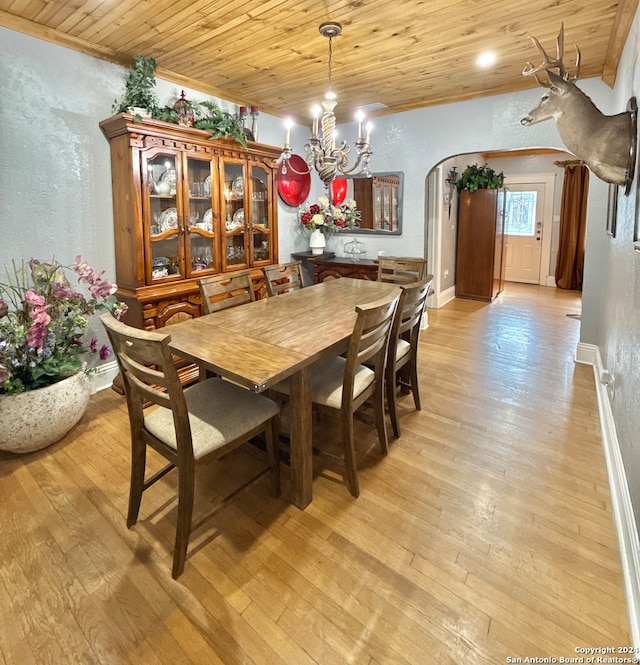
[299,196,360,234]
[0,257,128,396]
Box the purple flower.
[99,345,111,361]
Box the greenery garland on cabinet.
[113,56,247,146]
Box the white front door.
[503,175,555,285]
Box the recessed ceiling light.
[477,52,496,68]
[359,102,388,112]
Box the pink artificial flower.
[26,322,48,350]
[73,256,95,282]
[112,302,128,320]
[53,286,84,301]
[25,290,46,308]
[99,345,111,361]
[89,278,117,300]
[30,308,51,327]
[74,256,117,299]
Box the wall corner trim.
[582,342,640,647]
[90,360,119,394]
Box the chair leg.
[341,411,360,498]
[127,439,147,528]
[408,357,421,411]
[386,365,401,440]
[374,380,390,455]
[266,417,281,498]
[172,460,195,579]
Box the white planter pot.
[0,372,91,454]
[309,228,327,255]
[129,106,152,118]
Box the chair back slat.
[377,256,427,284]
[263,261,305,296]
[199,270,255,313]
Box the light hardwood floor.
[0,283,629,664]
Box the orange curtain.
[556,164,589,291]
[555,163,589,290]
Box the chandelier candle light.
[280,22,373,195]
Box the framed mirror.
[343,172,403,235]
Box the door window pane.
[505,191,537,236]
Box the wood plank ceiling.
[0,0,638,124]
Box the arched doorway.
[425,148,573,309]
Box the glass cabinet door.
[220,158,248,270]
[185,155,217,276]
[249,164,272,264]
[144,151,183,282]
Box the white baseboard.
[89,360,119,394]
[578,342,640,646]
[429,285,456,309]
[575,342,598,366]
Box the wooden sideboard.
[291,252,379,283]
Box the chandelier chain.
[328,35,333,92]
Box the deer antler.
[522,23,581,84]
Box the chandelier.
[280,22,373,193]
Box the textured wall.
[596,7,640,521]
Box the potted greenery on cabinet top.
[113,55,159,118]
[456,163,504,192]
[112,56,247,146]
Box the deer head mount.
[521,24,636,194]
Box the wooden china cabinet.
[99,113,280,334]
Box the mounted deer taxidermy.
[521,24,637,194]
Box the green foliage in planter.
[112,56,159,117]
[456,163,504,192]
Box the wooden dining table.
[166,277,400,509]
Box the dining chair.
[198,269,255,313]
[385,275,433,438]
[263,260,305,296]
[271,289,401,498]
[100,312,280,579]
[377,256,427,284]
